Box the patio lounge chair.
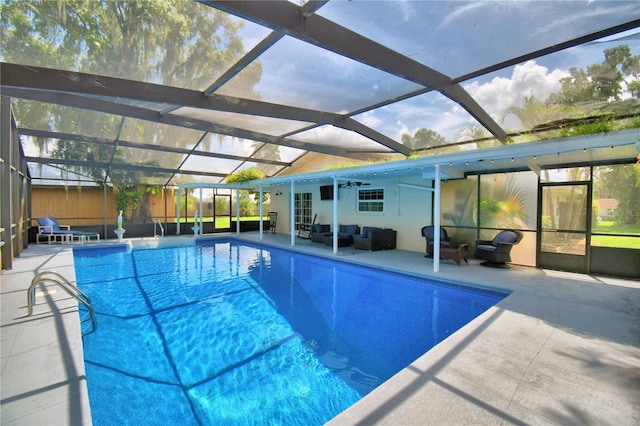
[474,229,523,268]
[36,217,86,244]
[421,225,451,258]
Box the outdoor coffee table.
[439,244,470,266]
[322,234,353,247]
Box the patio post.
[290,180,295,246]
[434,164,441,272]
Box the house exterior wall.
[268,176,434,253]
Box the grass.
[176,216,268,226]
[591,220,640,248]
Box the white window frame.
[357,187,385,213]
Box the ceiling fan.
[338,181,370,189]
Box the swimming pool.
[73,239,507,425]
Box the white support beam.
[290,180,295,246]
[199,187,203,235]
[176,189,181,235]
[333,177,339,254]
[259,184,264,240]
[398,183,435,192]
[433,164,441,273]
[235,188,240,236]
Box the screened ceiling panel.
[1,1,271,91]
[465,32,640,134]
[27,163,100,185]
[317,1,640,78]
[262,144,306,163]
[120,118,205,148]
[112,147,186,170]
[195,134,261,157]
[353,91,485,147]
[216,35,424,113]
[294,126,396,153]
[1,0,638,187]
[234,161,285,177]
[12,100,123,140]
[173,107,313,136]
[170,174,225,186]
[119,173,177,186]
[180,155,243,175]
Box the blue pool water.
[73,239,507,425]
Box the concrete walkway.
[1,234,638,425]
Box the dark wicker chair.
[421,225,451,258]
[474,230,523,268]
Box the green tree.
[250,142,282,177]
[2,0,262,215]
[226,167,266,215]
[547,45,639,105]
[401,128,449,151]
[594,164,640,227]
[502,95,582,130]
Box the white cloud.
[464,60,569,127]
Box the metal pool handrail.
[27,271,97,333]
[154,219,164,238]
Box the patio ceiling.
[1,1,639,187]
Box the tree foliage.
[401,128,449,151]
[547,45,639,106]
[1,0,261,183]
[593,164,640,227]
[225,167,267,212]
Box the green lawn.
[591,221,640,248]
[176,216,268,227]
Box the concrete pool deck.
[1,233,638,425]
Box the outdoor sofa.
[353,227,397,251]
